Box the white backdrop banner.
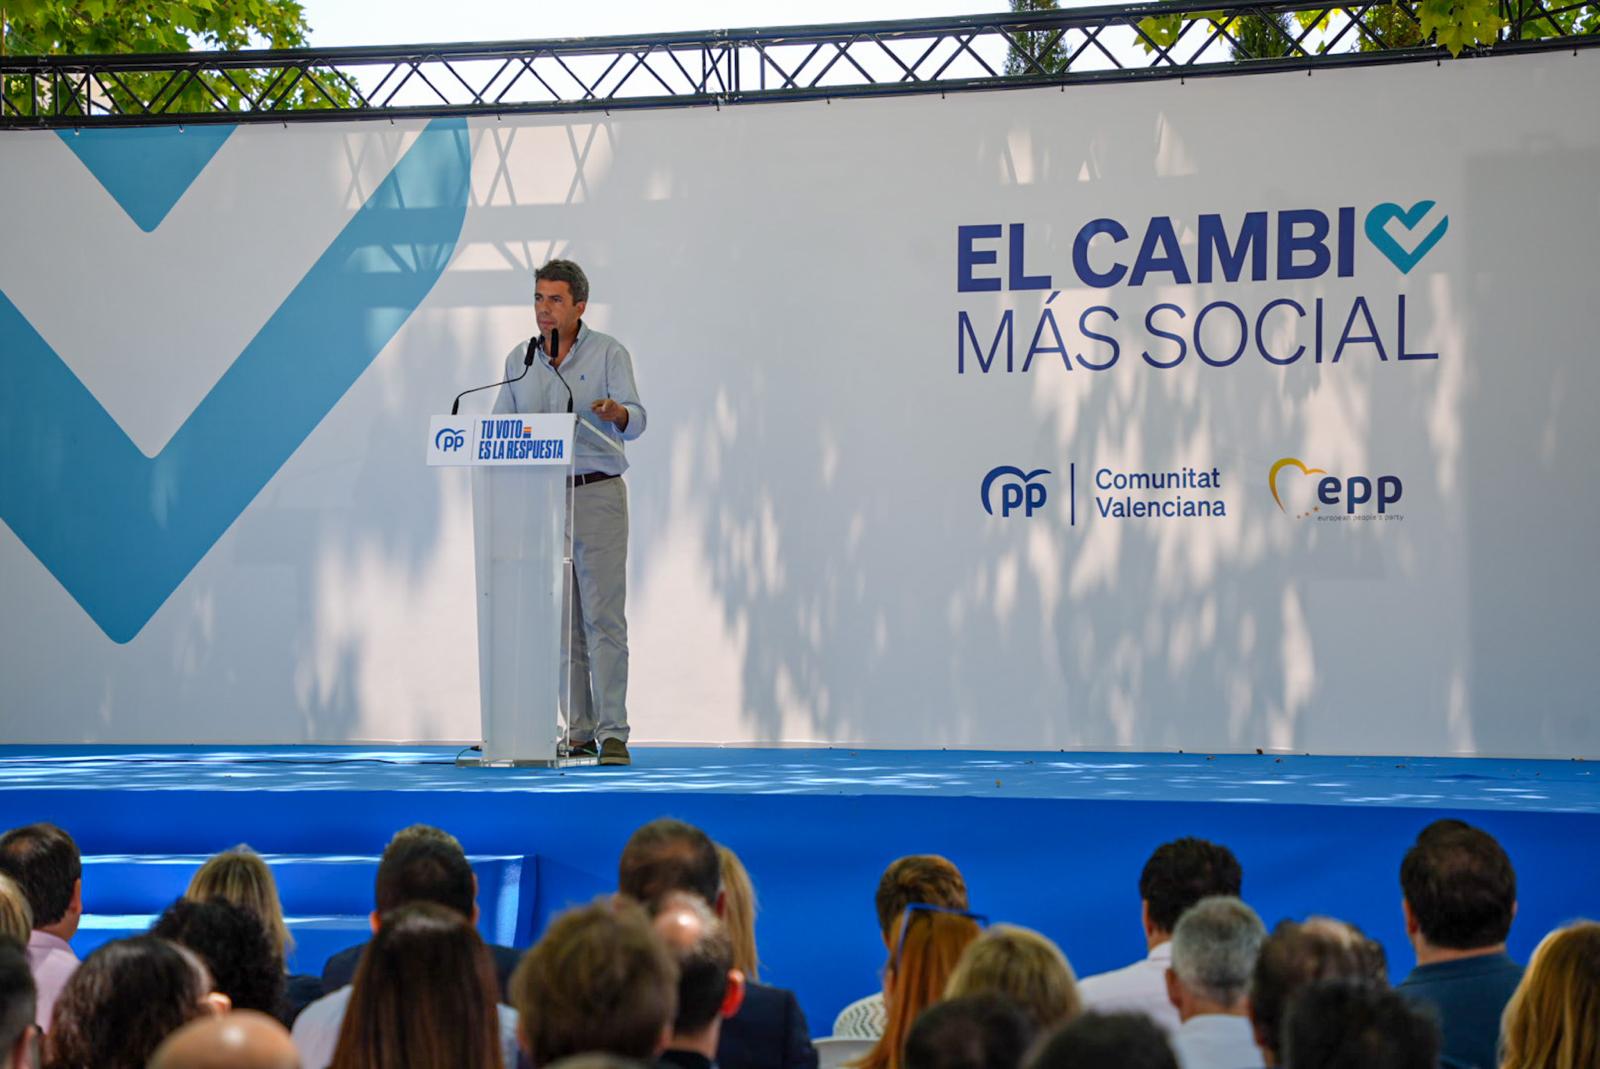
[1,52,1596,755]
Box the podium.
[427,412,593,767]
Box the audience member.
[1282,979,1439,1069]
[619,819,815,1069]
[510,895,677,1066]
[321,825,519,998]
[326,902,511,1069]
[189,845,322,1022]
[0,941,40,1069]
[44,935,227,1069]
[149,1010,301,1069]
[718,845,762,982]
[1249,917,1388,1067]
[0,824,82,1031]
[1026,1012,1178,1069]
[153,897,287,1017]
[1164,895,1267,1069]
[945,924,1081,1031]
[1396,820,1521,1069]
[652,893,747,1069]
[0,876,30,948]
[904,995,1033,1069]
[1498,920,1600,1069]
[854,904,983,1069]
[1078,838,1242,1035]
[835,855,969,1039]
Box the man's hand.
[591,398,629,431]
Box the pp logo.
[981,466,1051,518]
[1270,458,1402,517]
[434,427,467,453]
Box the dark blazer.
[320,940,523,1001]
[717,982,817,1069]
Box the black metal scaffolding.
[1,0,1595,127]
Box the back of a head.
[330,901,501,1069]
[1170,896,1267,1007]
[152,897,286,1015]
[1025,1012,1178,1069]
[187,846,294,959]
[1399,819,1516,949]
[618,819,720,906]
[857,908,983,1069]
[44,935,212,1069]
[0,823,80,930]
[651,892,734,1037]
[717,845,761,982]
[149,1010,300,1069]
[512,896,678,1066]
[374,833,475,917]
[1282,979,1439,1069]
[904,995,1033,1069]
[1500,920,1600,1069]
[0,941,36,1059]
[875,856,968,939]
[1250,918,1389,1063]
[1139,838,1242,935]
[0,874,31,946]
[944,924,1081,1031]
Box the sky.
[298,1,1019,47]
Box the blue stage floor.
[2,746,1596,1035]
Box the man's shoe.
[599,738,631,766]
[566,738,598,758]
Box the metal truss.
[1,0,1595,127]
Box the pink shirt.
[26,930,78,1031]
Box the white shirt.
[292,984,522,1069]
[26,930,78,1031]
[1171,1013,1264,1069]
[1076,941,1180,1035]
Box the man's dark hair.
[1025,1012,1177,1069]
[618,819,720,906]
[510,896,678,1066]
[1282,979,1439,1069]
[1138,838,1242,934]
[536,259,590,305]
[875,856,968,938]
[651,893,733,1035]
[0,823,81,928]
[0,941,35,1057]
[374,834,475,918]
[1399,819,1516,949]
[151,897,285,1015]
[1250,919,1389,1063]
[905,995,1034,1069]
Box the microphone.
[546,328,574,414]
[449,334,541,415]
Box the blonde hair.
[717,844,761,983]
[1500,921,1600,1069]
[945,923,1081,1030]
[186,846,294,959]
[0,872,32,945]
[851,909,982,1069]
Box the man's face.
[535,279,585,343]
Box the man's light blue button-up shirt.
[492,323,646,476]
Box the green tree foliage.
[1,0,353,116]
[1007,0,1071,75]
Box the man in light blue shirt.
[494,259,646,765]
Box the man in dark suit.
[320,824,520,999]
[654,893,745,1069]
[619,819,818,1069]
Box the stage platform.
[2,746,1595,1034]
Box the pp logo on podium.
[434,427,467,453]
[981,466,1051,518]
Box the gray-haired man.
[1164,896,1267,1069]
[495,259,646,766]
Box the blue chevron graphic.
[58,125,236,232]
[0,118,471,642]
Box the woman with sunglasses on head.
[850,904,985,1069]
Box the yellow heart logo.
[1269,457,1327,515]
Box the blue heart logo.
[1364,200,1448,275]
[0,118,471,642]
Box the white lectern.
[427,412,592,767]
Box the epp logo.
[1270,457,1402,517]
[981,466,1051,518]
[434,427,467,452]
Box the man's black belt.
[569,471,619,488]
